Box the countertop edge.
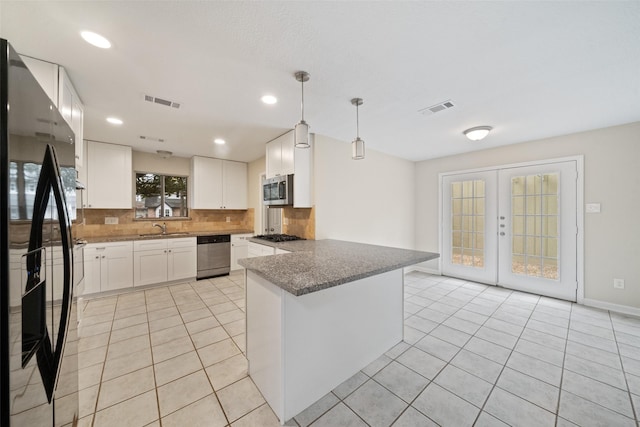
[82,229,254,244]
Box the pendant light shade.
[294,71,310,148]
[351,98,365,160]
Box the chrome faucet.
[152,222,167,235]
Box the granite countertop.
[239,239,439,296]
[83,229,254,244]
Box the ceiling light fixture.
[261,95,278,105]
[156,150,172,159]
[463,126,493,141]
[214,138,226,145]
[351,98,365,160]
[106,117,123,125]
[80,31,111,49]
[294,71,310,148]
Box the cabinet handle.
[101,256,105,259]
[95,256,99,259]
[168,250,172,253]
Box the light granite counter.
[239,239,438,296]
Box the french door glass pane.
[511,173,560,280]
[451,179,485,268]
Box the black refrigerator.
[0,39,79,426]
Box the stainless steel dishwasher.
[197,234,231,279]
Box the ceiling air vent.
[139,135,165,143]
[143,94,181,109]
[419,99,455,115]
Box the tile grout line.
[553,296,574,427]
[610,309,640,424]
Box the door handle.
[500,232,506,236]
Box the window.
[450,179,485,268]
[135,173,188,219]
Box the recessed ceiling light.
[81,31,111,49]
[261,95,278,105]
[106,117,123,125]
[214,138,226,145]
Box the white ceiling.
[1,1,639,163]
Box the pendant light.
[294,71,310,148]
[351,98,365,160]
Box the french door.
[442,160,578,301]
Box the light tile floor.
[77,270,640,426]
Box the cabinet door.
[247,242,263,258]
[223,160,247,209]
[87,141,132,208]
[231,244,248,270]
[167,246,197,281]
[191,156,224,209]
[58,71,73,126]
[102,246,134,291]
[266,139,282,179]
[72,97,84,168]
[134,249,168,287]
[83,248,102,295]
[280,131,295,176]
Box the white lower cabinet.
[134,238,196,286]
[247,241,291,258]
[231,234,253,270]
[84,242,134,295]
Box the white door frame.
[439,155,584,303]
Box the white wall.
[314,135,415,249]
[415,122,640,309]
[132,150,190,176]
[248,156,266,233]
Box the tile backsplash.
[282,206,315,240]
[75,208,254,239]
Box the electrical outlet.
[613,278,625,289]
[226,216,231,223]
[104,217,118,225]
[585,203,601,213]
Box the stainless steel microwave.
[263,174,293,206]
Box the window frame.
[134,171,189,220]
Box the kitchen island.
[239,239,438,423]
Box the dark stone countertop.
[239,239,439,296]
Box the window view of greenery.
[135,173,188,219]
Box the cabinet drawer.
[231,234,253,246]
[167,237,196,249]
[134,240,167,251]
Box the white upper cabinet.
[59,67,84,168]
[266,131,295,178]
[223,160,248,209]
[20,58,84,169]
[190,156,247,209]
[21,56,59,106]
[190,156,223,209]
[86,141,132,209]
[265,130,314,208]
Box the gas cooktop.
[254,234,305,243]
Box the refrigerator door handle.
[23,144,74,403]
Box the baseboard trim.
[582,298,640,318]
[405,265,441,276]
